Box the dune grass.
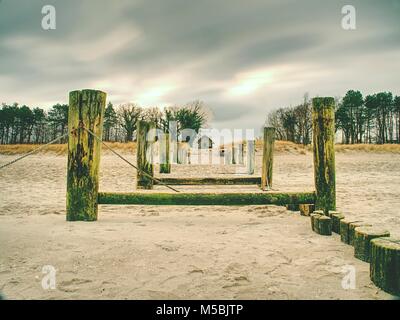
[1,141,400,155]
[223,140,400,155]
[0,142,137,155]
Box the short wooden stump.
[354,227,390,262]
[318,216,332,236]
[370,237,400,296]
[331,213,345,234]
[310,213,321,233]
[349,221,372,246]
[299,204,315,216]
[340,219,361,244]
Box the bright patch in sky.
[134,85,176,106]
[228,69,274,96]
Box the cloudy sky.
[0,0,399,133]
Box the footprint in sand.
[58,278,92,293]
[155,244,180,252]
[221,263,251,288]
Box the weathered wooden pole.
[159,132,171,173]
[178,142,188,164]
[224,147,231,165]
[137,121,155,189]
[312,97,336,214]
[370,237,400,296]
[238,143,244,165]
[261,127,275,190]
[354,227,390,262]
[231,141,236,164]
[246,140,255,175]
[66,89,106,221]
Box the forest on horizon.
[0,90,399,146]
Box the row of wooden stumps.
[290,97,400,297]
[299,208,400,296]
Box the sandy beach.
[0,149,399,299]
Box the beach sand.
[0,150,399,299]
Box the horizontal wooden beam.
[98,191,315,206]
[154,177,261,185]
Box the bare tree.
[117,103,143,142]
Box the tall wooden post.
[238,143,244,165]
[66,89,106,221]
[312,97,336,213]
[159,132,171,173]
[231,141,236,164]
[261,127,275,190]
[224,148,231,165]
[246,140,255,175]
[137,121,155,189]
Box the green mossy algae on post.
[98,191,316,206]
[312,97,336,214]
[155,177,262,185]
[354,227,390,262]
[159,132,171,174]
[370,237,400,296]
[261,127,275,190]
[137,121,155,189]
[66,89,106,221]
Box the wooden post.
[354,227,390,262]
[312,97,336,214]
[231,141,236,164]
[159,132,171,173]
[66,89,106,221]
[224,148,231,165]
[238,144,244,165]
[246,140,255,175]
[137,121,155,189]
[331,212,345,234]
[178,142,188,164]
[261,127,275,190]
[311,213,321,233]
[370,237,400,296]
[318,216,332,236]
[299,204,315,216]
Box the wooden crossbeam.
[98,191,315,206]
[154,177,261,185]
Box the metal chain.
[0,133,69,171]
[84,127,180,193]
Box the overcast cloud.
[0,0,399,134]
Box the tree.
[17,105,35,143]
[375,92,393,144]
[394,96,400,143]
[117,103,143,142]
[175,100,208,134]
[32,107,47,144]
[48,104,68,141]
[342,90,364,143]
[103,102,118,141]
[293,94,312,145]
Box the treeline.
[0,101,209,144]
[267,91,400,145]
[267,94,313,145]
